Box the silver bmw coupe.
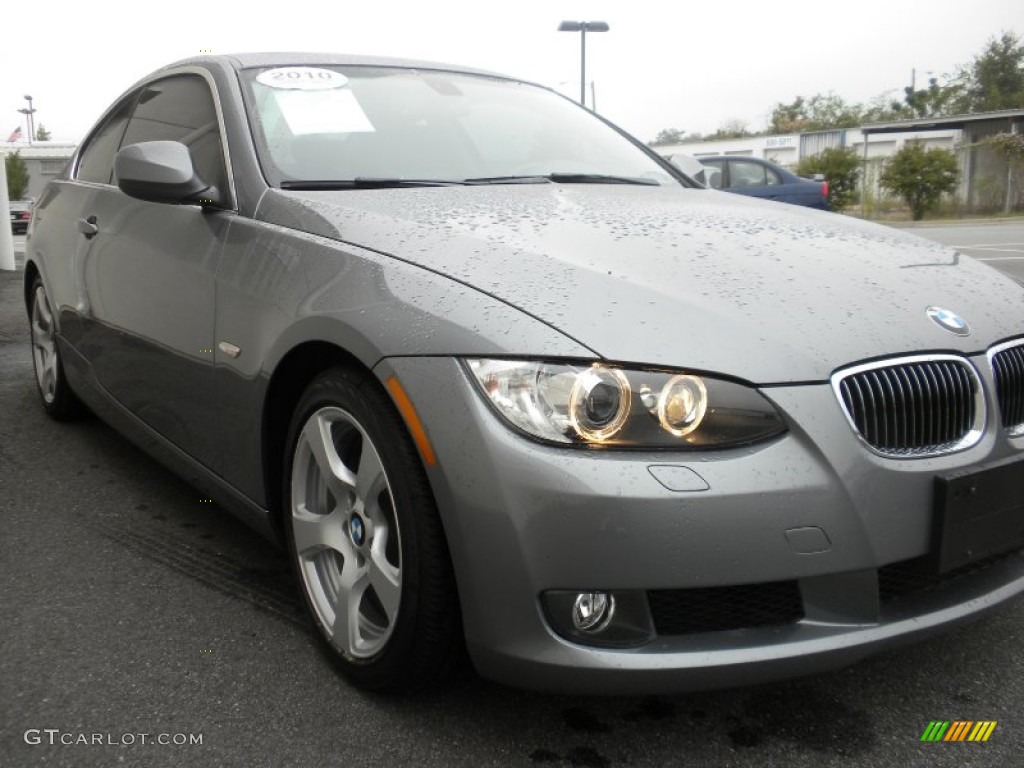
[24,53,1024,694]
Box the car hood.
[256,186,1024,383]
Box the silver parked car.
[25,53,1024,695]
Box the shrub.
[795,146,861,210]
[5,151,29,200]
[880,143,959,220]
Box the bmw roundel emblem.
[350,514,365,546]
[926,306,970,336]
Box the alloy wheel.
[290,406,402,659]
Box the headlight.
[464,359,786,449]
[568,366,631,441]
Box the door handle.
[77,215,98,238]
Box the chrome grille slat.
[1013,346,1023,425]
[911,364,929,446]
[862,373,880,446]
[873,369,894,447]
[991,339,1024,433]
[925,364,946,448]
[942,362,959,444]
[956,365,972,435]
[896,366,916,446]
[833,356,983,457]
[920,365,938,446]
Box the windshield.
[241,65,680,187]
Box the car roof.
[698,156,774,164]
[158,52,513,81]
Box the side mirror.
[115,141,220,206]
[665,153,707,187]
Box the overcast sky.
[1,0,1019,145]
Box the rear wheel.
[283,366,460,692]
[29,275,82,420]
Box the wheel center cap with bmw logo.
[927,306,970,336]
[350,514,365,546]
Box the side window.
[765,167,782,186]
[700,159,724,189]
[119,74,228,200]
[76,97,134,184]
[729,160,767,188]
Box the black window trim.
[71,91,138,186]
[72,66,238,210]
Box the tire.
[28,275,82,420]
[283,366,461,692]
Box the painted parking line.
[954,244,1024,261]
[954,243,1024,248]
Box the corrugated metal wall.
[799,130,846,159]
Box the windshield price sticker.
[256,68,348,90]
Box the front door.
[79,73,233,470]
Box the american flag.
[6,126,22,142]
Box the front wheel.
[283,366,461,692]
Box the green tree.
[34,123,52,141]
[5,151,29,200]
[769,92,862,133]
[650,128,687,146]
[769,96,807,133]
[706,118,752,140]
[901,76,962,117]
[795,146,862,210]
[880,143,959,220]
[955,31,1024,113]
[860,91,914,123]
[762,33,1022,135]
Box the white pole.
[0,149,17,271]
[861,133,869,219]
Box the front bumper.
[377,356,1024,695]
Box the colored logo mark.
[926,306,971,336]
[920,721,997,742]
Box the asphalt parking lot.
[2,221,1024,768]
[903,220,1024,284]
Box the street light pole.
[18,95,36,145]
[558,20,609,109]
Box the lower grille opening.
[648,581,804,635]
[879,547,1024,604]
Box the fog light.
[542,590,654,648]
[572,592,615,632]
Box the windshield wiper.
[280,178,466,190]
[545,173,660,186]
[280,174,660,190]
[463,173,659,186]
[463,175,552,185]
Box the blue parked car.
[698,155,829,210]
